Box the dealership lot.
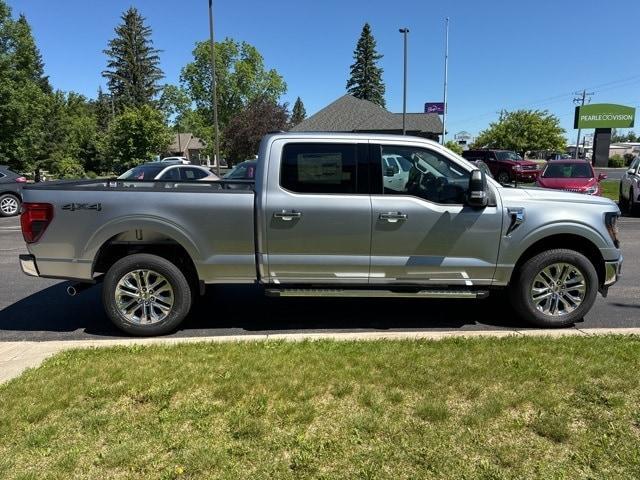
[0,214,638,342]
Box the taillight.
[15,176,27,183]
[21,203,53,243]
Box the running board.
[265,289,490,299]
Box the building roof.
[168,133,206,153]
[291,94,442,134]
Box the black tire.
[509,249,598,328]
[619,185,628,213]
[0,193,21,217]
[629,189,640,217]
[497,171,511,184]
[102,253,192,336]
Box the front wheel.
[102,253,192,336]
[497,171,511,184]
[509,249,598,328]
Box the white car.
[160,156,190,165]
[382,154,411,192]
[118,163,219,181]
[620,156,640,215]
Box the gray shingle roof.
[291,94,442,134]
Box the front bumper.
[515,171,539,182]
[19,254,39,277]
[603,255,623,287]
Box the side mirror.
[467,169,488,208]
[597,173,607,181]
[627,168,635,175]
[384,165,399,176]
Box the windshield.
[225,161,256,179]
[543,163,593,179]
[118,165,164,180]
[496,151,523,161]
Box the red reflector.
[21,203,53,243]
[15,177,27,183]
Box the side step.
[265,289,489,299]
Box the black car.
[0,166,27,217]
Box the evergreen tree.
[102,7,163,110]
[94,86,114,132]
[290,96,306,126]
[346,23,386,107]
[13,14,50,92]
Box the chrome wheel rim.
[114,269,174,324]
[530,263,586,317]
[0,197,18,215]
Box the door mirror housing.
[384,165,399,176]
[627,168,636,175]
[467,169,488,208]
[597,173,607,181]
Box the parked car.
[0,166,27,217]
[462,149,540,184]
[160,156,190,165]
[620,156,640,215]
[536,160,606,196]
[118,163,219,181]
[19,133,622,336]
[223,160,257,180]
[382,153,412,192]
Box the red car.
[536,160,606,195]
[462,149,539,184]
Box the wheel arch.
[511,233,605,287]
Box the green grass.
[1,337,640,479]
[600,179,621,202]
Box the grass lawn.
[1,337,640,479]
[600,180,620,202]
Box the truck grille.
[562,188,583,193]
[522,165,538,171]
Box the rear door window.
[281,143,357,194]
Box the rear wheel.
[0,193,20,217]
[102,253,192,336]
[629,188,639,216]
[497,171,511,184]
[509,249,598,328]
[619,185,628,213]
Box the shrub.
[624,153,635,166]
[609,154,625,168]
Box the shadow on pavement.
[0,282,535,339]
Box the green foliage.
[346,23,386,107]
[222,97,288,164]
[180,38,287,132]
[102,105,172,172]
[608,154,625,168]
[611,129,637,143]
[290,96,306,127]
[158,84,191,126]
[49,155,85,179]
[474,109,565,156]
[444,140,464,155]
[102,7,163,110]
[623,153,635,166]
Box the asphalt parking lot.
[0,214,638,341]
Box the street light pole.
[399,28,409,135]
[208,0,221,175]
[442,17,449,145]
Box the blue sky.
[7,0,640,140]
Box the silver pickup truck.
[19,133,623,336]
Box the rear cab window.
[280,143,358,194]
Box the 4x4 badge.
[62,203,102,212]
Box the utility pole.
[399,28,409,135]
[573,89,593,159]
[208,0,221,175]
[442,17,449,145]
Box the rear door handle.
[379,212,407,222]
[273,210,302,221]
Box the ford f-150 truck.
[19,133,623,336]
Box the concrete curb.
[1,328,640,384]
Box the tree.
[180,38,286,131]
[94,86,114,132]
[222,97,289,164]
[102,105,172,172]
[346,23,386,107]
[444,140,464,155]
[158,84,191,128]
[102,7,163,110]
[0,2,52,172]
[473,110,565,157]
[290,96,306,127]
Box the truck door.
[263,140,372,284]
[369,142,502,286]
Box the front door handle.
[379,212,408,222]
[273,210,302,221]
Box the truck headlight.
[605,212,620,248]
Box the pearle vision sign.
[574,103,635,129]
